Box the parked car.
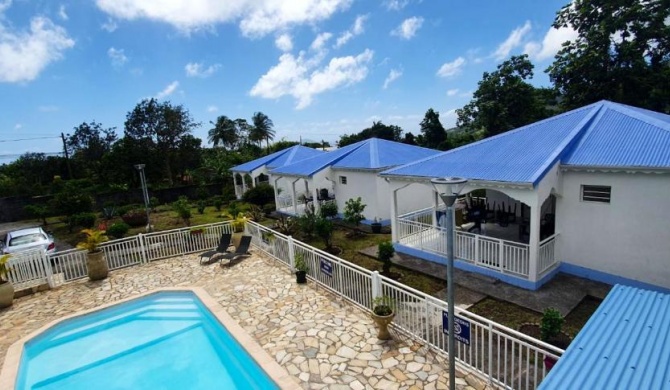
[1,227,56,255]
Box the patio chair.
[219,235,253,267]
[199,233,233,265]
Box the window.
[339,176,347,185]
[581,185,611,203]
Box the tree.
[419,108,447,149]
[208,116,239,149]
[548,0,670,113]
[124,99,200,185]
[457,55,555,137]
[67,121,117,179]
[343,197,366,235]
[250,112,275,149]
[338,121,403,147]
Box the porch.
[276,194,336,216]
[393,193,559,290]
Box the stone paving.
[0,251,495,390]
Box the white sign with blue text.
[442,311,471,345]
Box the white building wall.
[333,170,380,221]
[557,170,670,289]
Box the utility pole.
[61,132,73,179]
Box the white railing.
[538,233,559,276]
[276,194,293,210]
[398,218,531,278]
[398,206,442,225]
[245,220,563,389]
[6,250,54,290]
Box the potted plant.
[540,308,568,370]
[371,218,382,234]
[0,254,14,308]
[294,253,308,284]
[77,229,109,281]
[371,296,396,340]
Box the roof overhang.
[382,174,535,190]
[561,164,670,175]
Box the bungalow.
[381,101,670,291]
[269,138,440,224]
[230,145,323,200]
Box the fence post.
[138,233,147,264]
[288,236,295,270]
[474,235,479,265]
[371,271,381,302]
[488,323,493,384]
[42,252,55,288]
[498,240,504,272]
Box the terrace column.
[273,177,281,212]
[291,179,298,215]
[391,188,399,242]
[242,174,248,194]
[432,190,440,227]
[312,186,321,215]
[234,174,242,200]
[527,196,541,283]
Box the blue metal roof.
[539,285,670,390]
[381,101,670,185]
[230,145,323,173]
[270,138,440,177]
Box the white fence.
[245,220,563,390]
[538,234,559,277]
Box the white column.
[432,190,440,227]
[312,185,321,215]
[251,174,257,188]
[527,197,542,282]
[273,177,280,212]
[234,174,242,200]
[242,174,248,194]
[391,188,399,242]
[291,180,298,215]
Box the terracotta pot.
[87,250,109,281]
[0,282,14,309]
[371,311,395,340]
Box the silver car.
[1,227,56,255]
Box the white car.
[1,227,56,255]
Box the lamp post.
[431,177,468,390]
[134,164,152,232]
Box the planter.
[371,223,382,234]
[87,250,109,281]
[371,311,395,340]
[519,323,571,371]
[295,270,307,284]
[0,282,14,308]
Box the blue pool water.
[16,291,279,389]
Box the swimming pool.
[12,290,286,389]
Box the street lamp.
[431,177,467,390]
[134,164,152,232]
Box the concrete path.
[359,246,611,316]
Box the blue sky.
[0,0,576,161]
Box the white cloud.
[107,47,128,68]
[436,57,465,78]
[275,33,293,52]
[14,123,22,130]
[391,16,423,40]
[524,26,578,61]
[446,89,458,96]
[335,14,367,48]
[207,105,218,112]
[96,0,353,37]
[383,68,402,89]
[58,5,68,21]
[101,18,118,32]
[250,48,374,109]
[156,81,179,99]
[493,21,532,60]
[384,0,409,11]
[0,15,75,83]
[185,62,221,78]
[310,32,332,51]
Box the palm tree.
[251,112,275,150]
[208,116,238,149]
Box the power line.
[0,136,61,143]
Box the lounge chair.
[199,233,233,265]
[219,235,252,267]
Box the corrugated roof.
[539,285,670,390]
[270,138,440,177]
[381,101,670,186]
[230,145,323,173]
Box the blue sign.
[442,311,471,345]
[320,258,333,277]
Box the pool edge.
[0,287,300,390]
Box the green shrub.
[107,222,130,239]
[540,308,564,341]
[297,211,317,239]
[74,212,97,229]
[172,196,192,226]
[212,196,224,211]
[24,204,49,225]
[121,210,148,227]
[378,241,395,274]
[117,204,142,217]
[319,202,338,219]
[247,205,264,222]
[197,200,206,214]
[344,197,366,233]
[242,183,275,206]
[314,216,334,250]
[149,196,160,211]
[196,186,210,200]
[263,203,276,215]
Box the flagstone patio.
[0,251,493,390]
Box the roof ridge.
[369,138,379,168]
